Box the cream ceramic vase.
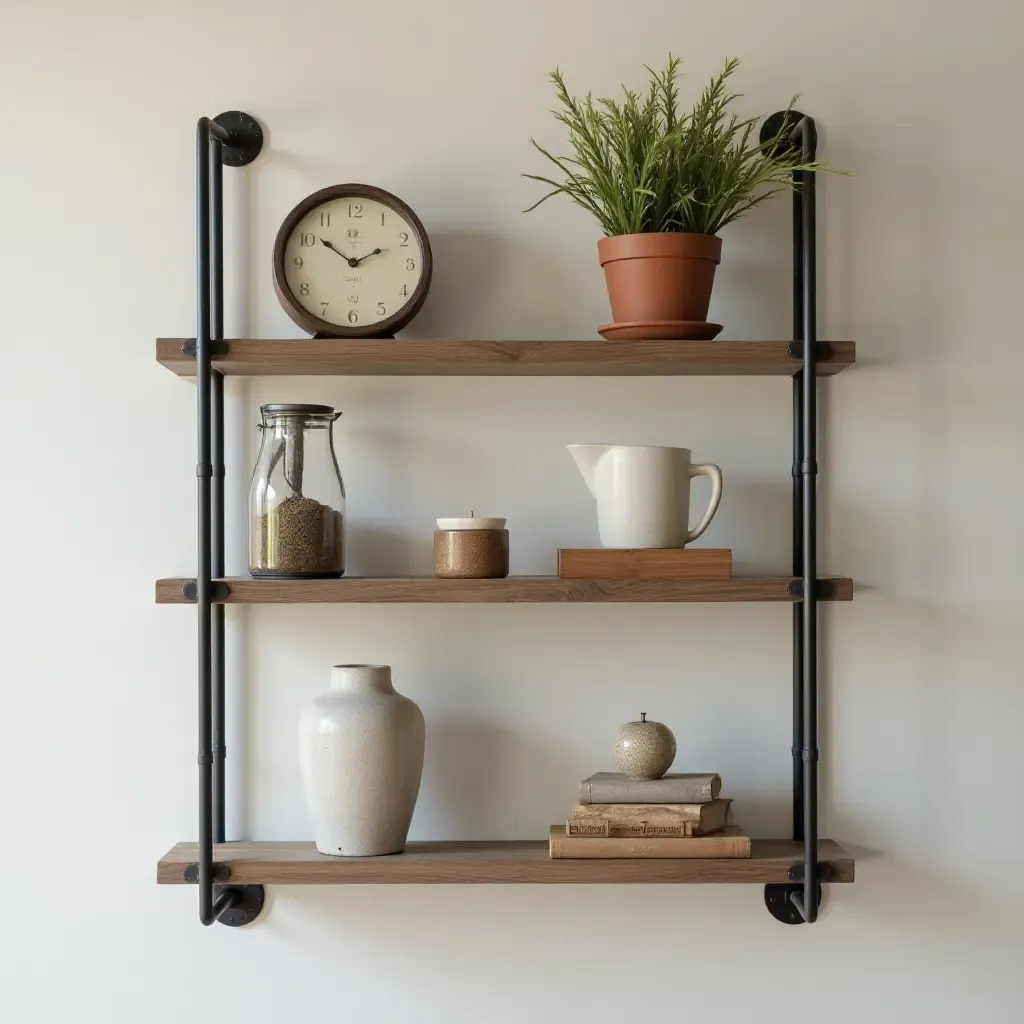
[299,664,425,857]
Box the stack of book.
[549,771,750,859]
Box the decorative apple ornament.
[612,713,677,780]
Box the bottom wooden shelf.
[157,838,854,885]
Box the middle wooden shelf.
[155,575,854,604]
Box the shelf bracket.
[764,883,824,925]
[182,338,229,359]
[762,108,825,924]
[787,579,835,600]
[181,863,265,927]
[787,341,831,362]
[786,861,836,883]
[182,580,230,602]
[190,111,263,928]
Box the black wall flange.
[764,883,824,925]
[212,111,263,168]
[211,885,265,927]
[182,863,264,926]
[787,579,835,600]
[182,580,230,602]
[787,341,832,361]
[182,339,229,359]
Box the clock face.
[273,185,431,338]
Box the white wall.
[3,1,1023,1020]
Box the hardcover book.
[578,772,722,805]
[549,823,750,859]
[569,798,732,836]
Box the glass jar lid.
[260,403,337,416]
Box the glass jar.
[249,404,345,579]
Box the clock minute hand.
[320,238,347,259]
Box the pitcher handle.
[686,464,723,543]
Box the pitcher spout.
[566,444,609,496]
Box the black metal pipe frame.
[195,117,240,925]
[789,116,820,923]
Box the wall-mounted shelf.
[158,838,854,885]
[156,337,855,378]
[156,575,854,604]
[167,109,851,929]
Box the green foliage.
[525,56,841,237]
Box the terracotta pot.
[597,233,722,324]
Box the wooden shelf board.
[155,576,854,604]
[157,838,853,885]
[156,338,855,377]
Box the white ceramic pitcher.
[567,445,723,549]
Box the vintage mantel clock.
[272,184,432,338]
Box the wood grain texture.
[154,575,854,604]
[156,338,856,377]
[558,548,732,580]
[157,838,854,884]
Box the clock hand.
[321,238,383,268]
[352,248,383,266]
[319,238,348,259]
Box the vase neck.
[329,664,394,693]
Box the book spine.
[566,820,694,838]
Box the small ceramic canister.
[612,713,677,780]
[434,514,509,579]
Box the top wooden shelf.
[156,338,855,378]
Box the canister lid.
[437,516,506,531]
[261,404,338,416]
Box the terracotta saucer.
[598,321,724,341]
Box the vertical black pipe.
[195,118,215,925]
[210,139,226,846]
[791,169,805,845]
[798,120,820,922]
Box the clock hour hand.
[352,248,383,266]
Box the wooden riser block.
[558,548,732,580]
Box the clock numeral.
[347,294,358,303]
[348,310,359,324]
[320,302,330,316]
[293,256,303,269]
[320,211,331,227]
[299,232,315,246]
[348,203,363,219]
[405,258,416,271]
[377,302,386,316]
[299,282,310,296]
[399,232,409,247]
[399,284,408,297]
[380,212,386,226]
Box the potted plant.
[525,56,837,339]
